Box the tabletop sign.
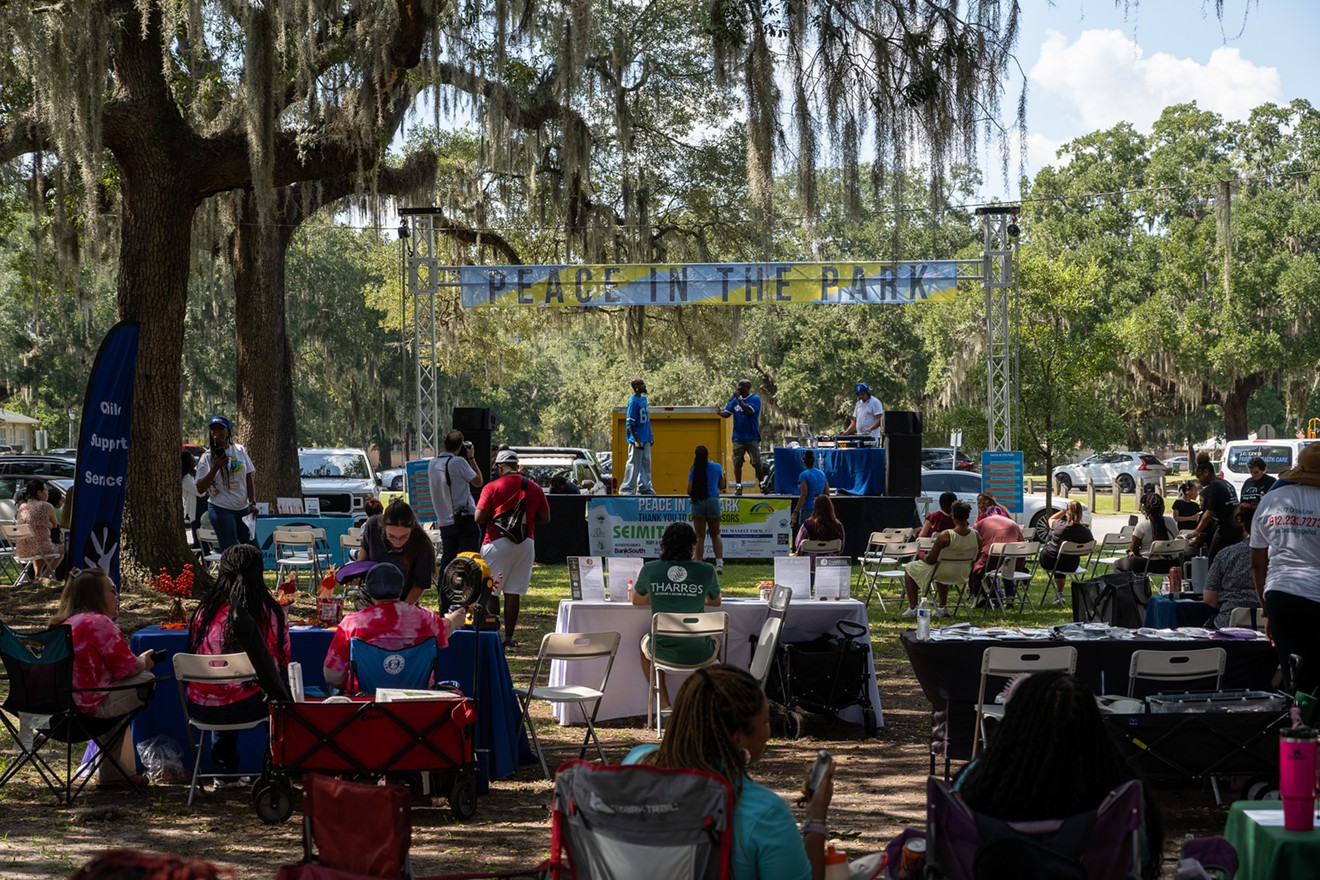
[303,497,322,516]
[981,451,1025,514]
[815,557,851,599]
[605,556,644,602]
[774,556,812,602]
[567,556,605,601]
[277,496,304,515]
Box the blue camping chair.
[347,637,438,696]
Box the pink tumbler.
[1279,726,1318,831]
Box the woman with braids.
[624,665,836,880]
[955,671,1162,879]
[1114,493,1180,574]
[631,522,720,712]
[186,544,290,784]
[359,498,437,605]
[687,445,728,573]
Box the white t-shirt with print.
[196,443,256,511]
[1249,483,1320,602]
[852,396,885,439]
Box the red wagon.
[253,695,479,824]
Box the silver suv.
[1052,451,1166,494]
[298,448,379,514]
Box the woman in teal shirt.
[688,445,728,573]
[624,665,835,879]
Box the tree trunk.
[232,191,302,504]
[1222,374,1265,440]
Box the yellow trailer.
[611,405,756,496]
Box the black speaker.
[453,407,495,431]
[886,434,922,497]
[883,410,923,436]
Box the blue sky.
[987,0,1319,199]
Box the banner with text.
[71,321,140,589]
[461,261,962,308]
[587,496,793,558]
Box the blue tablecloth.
[1143,594,1214,629]
[129,624,528,785]
[773,447,886,496]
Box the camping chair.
[1126,648,1226,698]
[926,776,1145,880]
[971,645,1078,764]
[276,773,414,880]
[273,527,330,591]
[0,621,155,805]
[645,611,728,736]
[515,631,621,780]
[195,526,223,574]
[750,584,793,688]
[173,652,270,806]
[981,541,1040,617]
[347,637,438,697]
[1038,540,1096,609]
[929,545,979,622]
[1,522,61,586]
[548,759,734,880]
[868,541,918,612]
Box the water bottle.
[1280,726,1318,831]
[916,598,931,641]
[823,845,849,880]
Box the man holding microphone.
[719,378,763,496]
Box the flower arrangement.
[152,564,195,628]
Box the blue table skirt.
[773,447,886,496]
[130,624,529,785]
[1143,594,1214,629]
[253,515,362,570]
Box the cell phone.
[149,650,168,663]
[805,749,832,797]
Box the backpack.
[491,477,530,544]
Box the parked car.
[922,447,976,471]
[0,475,74,522]
[298,448,378,514]
[512,446,614,493]
[1221,439,1318,497]
[515,452,609,495]
[0,455,78,481]
[0,445,14,455]
[376,465,406,492]
[1162,454,1188,474]
[919,469,1091,543]
[1051,451,1166,495]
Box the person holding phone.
[624,665,836,879]
[195,415,257,551]
[50,568,158,788]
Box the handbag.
[1071,572,1150,628]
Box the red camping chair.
[277,773,413,880]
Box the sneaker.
[212,776,252,791]
[936,606,951,618]
[715,561,724,575]
[1053,593,1066,605]
[734,485,743,496]
[902,606,919,618]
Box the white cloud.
[1029,29,1282,134]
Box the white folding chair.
[1,523,61,586]
[0,524,19,582]
[1227,607,1268,631]
[515,631,621,779]
[930,546,979,621]
[750,584,793,688]
[855,532,887,601]
[645,611,729,736]
[1038,540,1096,609]
[195,526,223,574]
[797,538,843,556]
[971,645,1078,762]
[1126,648,1226,698]
[339,526,362,565]
[173,652,268,806]
[1145,537,1188,592]
[982,541,1040,617]
[1091,533,1131,575]
[273,527,329,589]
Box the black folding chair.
[0,621,156,805]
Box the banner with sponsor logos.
[587,496,793,558]
[460,261,961,309]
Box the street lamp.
[68,409,75,447]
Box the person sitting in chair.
[902,499,979,619]
[631,521,721,712]
[322,564,466,691]
[955,671,1163,879]
[49,568,158,788]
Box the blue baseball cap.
[364,563,405,599]
[854,383,870,395]
[208,415,232,431]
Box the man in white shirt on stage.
[844,383,884,442]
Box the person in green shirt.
[632,521,722,710]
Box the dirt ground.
[0,574,1234,879]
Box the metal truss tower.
[976,206,1019,452]
[401,209,447,457]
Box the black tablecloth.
[537,495,589,563]
[900,632,1280,764]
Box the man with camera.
[428,430,484,578]
[195,415,257,550]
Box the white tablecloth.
[548,598,883,726]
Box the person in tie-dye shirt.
[323,564,467,691]
[50,568,158,786]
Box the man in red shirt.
[323,564,466,691]
[476,450,550,649]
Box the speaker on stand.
[883,410,923,497]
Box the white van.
[1220,439,1318,496]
